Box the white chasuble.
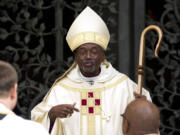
[31,63,151,135]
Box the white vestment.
[31,62,151,135]
[0,103,49,135]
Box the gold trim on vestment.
[36,112,47,123]
[87,115,95,135]
[43,60,110,102]
[80,114,83,135]
[59,75,127,135]
[57,119,60,135]
[43,62,77,102]
[67,32,109,51]
[56,119,64,135]
[0,112,13,115]
[41,61,127,135]
[57,75,128,92]
[80,91,102,135]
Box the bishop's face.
[75,43,105,77]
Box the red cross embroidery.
[81,99,87,106]
[95,99,100,105]
[88,92,93,98]
[89,107,94,113]
[81,92,101,114]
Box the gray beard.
[81,65,96,74]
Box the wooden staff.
[137,25,163,94]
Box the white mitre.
[66,6,110,51]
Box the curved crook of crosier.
[137,25,163,94]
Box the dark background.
[0,0,179,134]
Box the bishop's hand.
[48,103,79,123]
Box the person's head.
[74,43,105,77]
[0,60,18,110]
[65,6,110,77]
[122,99,160,135]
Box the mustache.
[82,60,95,64]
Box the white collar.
[79,72,99,82]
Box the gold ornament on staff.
[137,25,163,94]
